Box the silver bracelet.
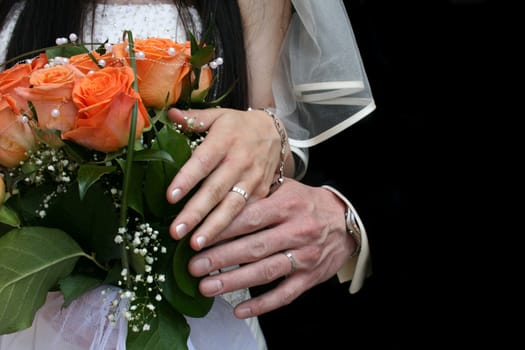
[248,107,287,192]
[345,206,362,257]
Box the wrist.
[248,107,292,191]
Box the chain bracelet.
[248,107,287,192]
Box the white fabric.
[0,286,261,350]
[274,0,376,176]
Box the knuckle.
[245,206,265,228]
[280,287,297,306]
[301,245,323,268]
[261,259,282,282]
[175,166,201,191]
[247,238,269,259]
[205,183,224,204]
[193,149,216,173]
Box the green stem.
[83,253,109,272]
[118,31,139,290]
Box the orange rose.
[0,63,32,111]
[62,66,150,152]
[190,65,213,102]
[15,64,84,132]
[30,53,49,70]
[0,175,5,205]
[0,94,36,168]
[69,50,125,74]
[131,38,191,108]
[0,54,48,111]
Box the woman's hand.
[186,179,358,318]
[166,107,293,251]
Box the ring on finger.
[230,186,249,201]
[282,251,297,275]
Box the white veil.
[274,0,376,177]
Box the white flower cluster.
[113,221,168,332]
[5,144,79,218]
[15,145,78,186]
[179,117,207,151]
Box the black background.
[255,1,511,348]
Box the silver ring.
[230,186,249,201]
[282,251,296,275]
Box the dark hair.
[0,0,247,109]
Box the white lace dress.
[0,3,266,350]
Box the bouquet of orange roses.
[0,31,227,349]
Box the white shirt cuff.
[322,185,372,294]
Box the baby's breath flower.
[112,221,170,333]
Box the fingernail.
[236,306,252,319]
[191,257,211,275]
[169,188,182,202]
[175,223,188,238]
[201,279,222,295]
[196,236,206,249]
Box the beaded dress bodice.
[0,2,196,64]
[86,3,194,45]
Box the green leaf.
[149,107,168,126]
[103,263,123,286]
[158,241,213,318]
[22,183,120,263]
[126,298,190,350]
[0,204,21,228]
[144,127,191,219]
[58,274,103,307]
[189,46,215,68]
[190,85,212,104]
[172,235,200,298]
[188,27,216,67]
[129,249,146,276]
[133,149,175,163]
[195,79,237,108]
[62,139,100,163]
[46,44,89,60]
[118,160,145,217]
[32,128,64,148]
[77,164,116,200]
[0,227,84,334]
[5,183,54,224]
